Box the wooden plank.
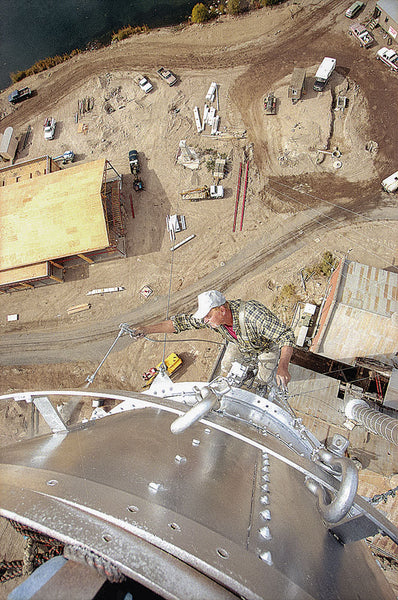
[67,303,91,314]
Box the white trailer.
[313,57,336,92]
[381,170,398,192]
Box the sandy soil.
[0,0,397,396]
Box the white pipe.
[170,234,195,252]
[345,398,398,446]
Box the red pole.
[239,161,249,231]
[130,193,135,218]
[233,162,242,232]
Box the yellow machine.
[142,352,183,387]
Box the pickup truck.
[349,23,374,48]
[157,67,177,86]
[43,117,56,140]
[8,87,32,104]
[264,92,277,114]
[377,47,398,71]
[134,75,153,93]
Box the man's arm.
[135,320,176,336]
[276,345,293,388]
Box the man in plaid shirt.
[135,290,295,388]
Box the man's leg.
[257,343,280,385]
[220,342,247,377]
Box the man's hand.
[275,364,291,388]
[276,346,293,388]
[129,328,145,340]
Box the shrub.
[227,0,244,14]
[304,251,338,279]
[191,3,210,23]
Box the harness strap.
[238,301,249,342]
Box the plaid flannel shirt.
[171,299,296,355]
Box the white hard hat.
[193,290,226,319]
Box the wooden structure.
[288,68,306,103]
[0,157,125,292]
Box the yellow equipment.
[142,353,183,387]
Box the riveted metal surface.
[0,389,397,599]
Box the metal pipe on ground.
[345,398,398,446]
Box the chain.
[370,485,398,505]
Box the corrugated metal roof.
[315,260,398,364]
[377,0,398,23]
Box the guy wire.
[162,238,176,365]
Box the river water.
[0,0,197,91]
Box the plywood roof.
[0,263,48,286]
[0,159,110,271]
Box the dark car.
[129,150,140,174]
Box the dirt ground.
[0,0,398,595]
[0,0,397,399]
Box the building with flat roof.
[310,258,398,366]
[374,0,398,39]
[0,157,125,292]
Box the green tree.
[227,0,243,14]
[191,3,209,23]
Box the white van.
[381,171,398,193]
[345,1,364,18]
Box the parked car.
[157,67,177,86]
[345,1,364,18]
[134,75,153,93]
[43,117,56,140]
[377,47,398,71]
[8,87,32,104]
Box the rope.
[0,559,23,582]
[370,485,398,505]
[1,520,64,583]
[63,545,125,583]
[2,520,125,584]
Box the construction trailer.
[288,68,306,103]
[0,127,18,162]
[0,157,125,293]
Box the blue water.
[0,0,197,91]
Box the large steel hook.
[305,448,358,524]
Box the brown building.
[0,157,125,292]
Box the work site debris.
[140,285,153,299]
[78,97,95,115]
[176,140,200,169]
[86,287,125,296]
[166,214,186,241]
[171,234,195,252]
[67,303,91,314]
